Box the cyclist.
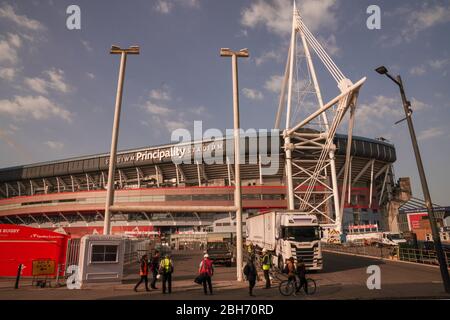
[295,258,308,294]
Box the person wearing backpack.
[198,253,214,295]
[243,254,258,296]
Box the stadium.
[0,132,398,238]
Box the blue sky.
[0,0,449,204]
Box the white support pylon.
[279,1,366,239]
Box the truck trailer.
[245,211,322,271]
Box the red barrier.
[0,224,69,277]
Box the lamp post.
[220,48,249,281]
[103,45,140,235]
[375,65,450,293]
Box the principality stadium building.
[0,132,399,238]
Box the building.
[0,132,398,237]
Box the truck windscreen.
[282,226,320,242]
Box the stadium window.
[90,245,118,263]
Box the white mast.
[280,0,366,239]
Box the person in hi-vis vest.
[159,254,174,294]
[261,248,272,289]
[134,254,150,292]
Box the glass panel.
[91,253,104,262]
[104,253,117,262]
[92,245,105,254]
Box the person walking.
[295,258,308,294]
[286,257,296,284]
[243,254,258,296]
[150,249,160,289]
[261,248,272,289]
[134,254,150,292]
[198,253,214,295]
[159,254,174,294]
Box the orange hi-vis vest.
[140,260,148,276]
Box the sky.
[0,0,449,204]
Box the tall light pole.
[376,65,450,293]
[220,48,249,281]
[103,45,140,235]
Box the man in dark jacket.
[134,254,150,292]
[296,258,308,294]
[243,254,258,296]
[150,250,160,289]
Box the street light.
[103,45,140,235]
[376,65,450,293]
[220,47,249,281]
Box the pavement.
[0,250,449,300]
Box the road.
[0,250,448,300]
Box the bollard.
[14,264,23,289]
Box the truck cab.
[381,232,407,246]
[246,210,322,271]
[275,214,322,270]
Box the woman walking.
[243,254,258,296]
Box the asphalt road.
[0,250,448,300]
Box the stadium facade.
[0,131,399,238]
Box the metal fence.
[323,243,450,267]
[123,239,152,265]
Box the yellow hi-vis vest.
[160,258,172,273]
[262,254,271,270]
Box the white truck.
[346,231,406,246]
[246,211,322,271]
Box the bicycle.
[279,277,316,296]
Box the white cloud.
[428,58,449,70]
[24,68,71,95]
[241,0,338,36]
[355,95,430,134]
[0,4,45,30]
[154,0,174,14]
[81,40,93,52]
[410,97,429,112]
[24,77,48,94]
[318,34,340,56]
[144,100,172,116]
[0,67,16,81]
[384,4,450,45]
[418,127,445,141]
[407,58,449,77]
[189,106,206,115]
[404,4,450,40]
[44,140,64,150]
[86,72,95,79]
[264,74,284,93]
[150,87,171,101]
[255,50,283,66]
[0,33,22,64]
[154,0,200,13]
[45,69,70,93]
[409,65,426,76]
[7,33,21,48]
[141,85,206,133]
[0,95,73,122]
[242,88,264,100]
